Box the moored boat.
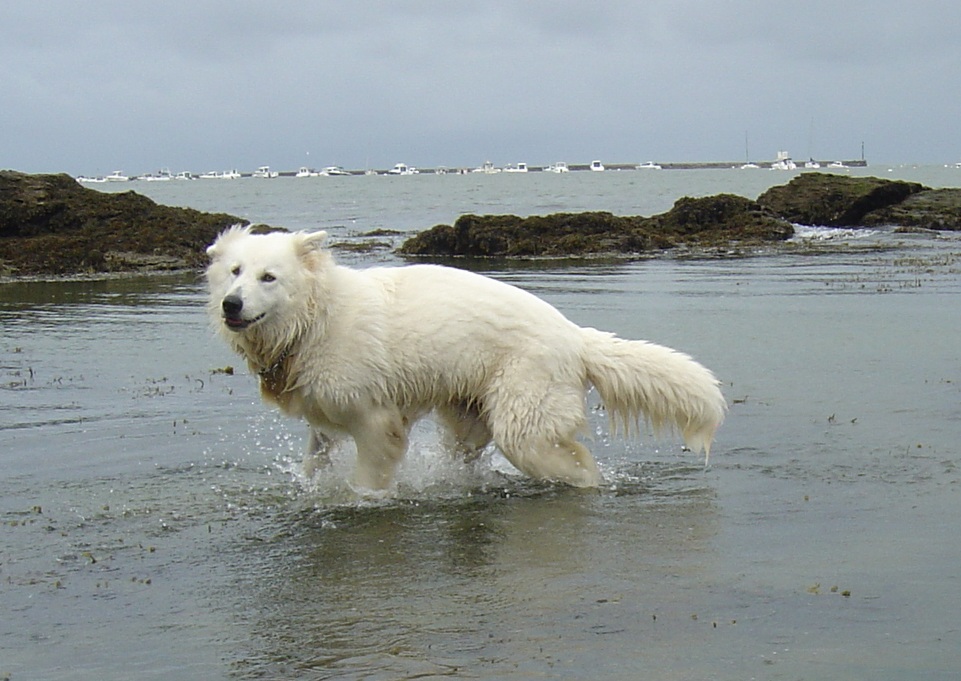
[387,163,418,175]
[503,162,528,173]
[770,151,798,171]
[252,166,278,178]
[472,161,501,174]
[139,168,173,181]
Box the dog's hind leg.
[503,435,601,488]
[349,407,410,491]
[487,374,601,487]
[302,426,333,479]
[437,401,492,462]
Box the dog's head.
[205,226,329,341]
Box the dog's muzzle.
[221,294,264,331]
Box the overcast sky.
[3,1,959,175]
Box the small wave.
[790,225,880,241]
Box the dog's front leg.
[349,407,410,492]
[302,426,334,478]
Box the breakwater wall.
[271,160,868,176]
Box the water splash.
[217,407,712,510]
[790,225,880,241]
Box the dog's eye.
[260,272,276,283]
[230,265,241,276]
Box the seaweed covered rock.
[399,195,793,258]
[399,212,649,257]
[649,194,794,242]
[757,173,927,227]
[0,170,247,276]
[860,188,961,231]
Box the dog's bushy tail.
[580,327,726,459]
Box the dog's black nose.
[222,295,243,316]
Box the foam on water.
[790,224,880,241]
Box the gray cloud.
[2,1,959,174]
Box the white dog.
[206,226,725,491]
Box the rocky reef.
[860,188,961,231]
[0,170,246,277]
[401,174,961,258]
[5,170,961,277]
[399,194,794,257]
[755,174,927,226]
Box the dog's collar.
[258,346,292,380]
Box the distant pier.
[83,159,869,182]
[267,160,869,176]
[281,160,869,176]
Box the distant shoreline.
[76,159,869,181]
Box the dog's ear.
[206,224,248,259]
[298,230,328,255]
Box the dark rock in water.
[861,187,961,231]
[399,212,646,257]
[757,173,961,231]
[0,170,247,277]
[648,194,794,243]
[399,195,793,258]
[757,173,927,227]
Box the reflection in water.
[0,272,202,315]
[221,473,718,679]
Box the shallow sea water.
[2,168,961,679]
